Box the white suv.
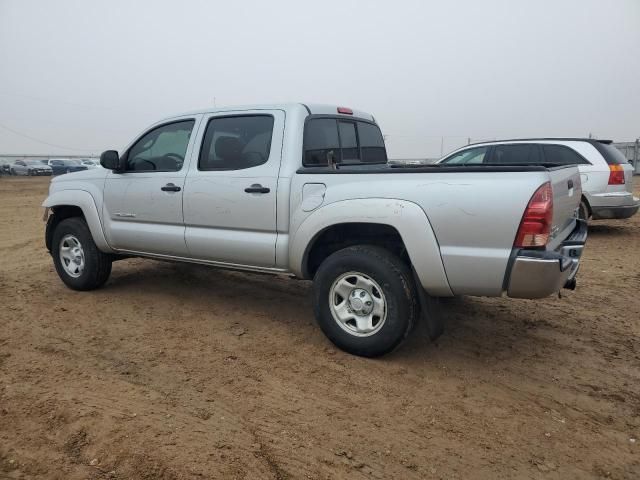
[438,138,639,220]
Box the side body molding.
[289,198,453,296]
[42,190,115,253]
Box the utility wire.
[0,122,97,152]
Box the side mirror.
[100,150,122,171]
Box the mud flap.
[412,268,444,341]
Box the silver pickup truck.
[43,103,587,357]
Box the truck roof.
[164,103,375,123]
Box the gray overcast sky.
[1,0,639,158]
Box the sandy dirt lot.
[0,176,639,479]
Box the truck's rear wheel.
[313,245,417,357]
[52,217,112,290]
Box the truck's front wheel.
[52,217,112,291]
[313,245,417,357]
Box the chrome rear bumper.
[507,220,587,299]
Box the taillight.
[608,164,625,185]
[337,107,353,115]
[514,182,553,248]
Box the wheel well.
[45,205,85,252]
[580,195,592,216]
[304,223,409,279]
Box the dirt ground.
[0,176,638,480]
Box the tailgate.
[547,165,581,248]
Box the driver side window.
[126,120,195,172]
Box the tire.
[51,217,112,291]
[313,245,418,357]
[578,200,590,221]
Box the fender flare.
[42,190,114,253]
[289,198,453,296]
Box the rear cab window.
[303,117,387,166]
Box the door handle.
[568,179,574,189]
[244,184,270,194]
[161,183,181,192]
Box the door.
[183,110,284,268]
[102,117,199,256]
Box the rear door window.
[542,145,590,165]
[199,115,274,171]
[303,118,387,166]
[491,144,541,164]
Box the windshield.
[25,160,46,165]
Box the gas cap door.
[302,183,326,212]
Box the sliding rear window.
[303,118,387,166]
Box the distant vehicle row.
[3,159,100,176]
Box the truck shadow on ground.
[104,259,556,364]
[587,223,632,236]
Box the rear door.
[182,110,284,268]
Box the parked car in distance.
[0,162,12,175]
[43,103,587,357]
[48,159,88,175]
[80,159,100,169]
[437,139,639,221]
[10,159,53,176]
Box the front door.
[183,110,284,268]
[102,117,199,256]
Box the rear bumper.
[591,200,639,220]
[507,220,587,299]
[588,192,639,219]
